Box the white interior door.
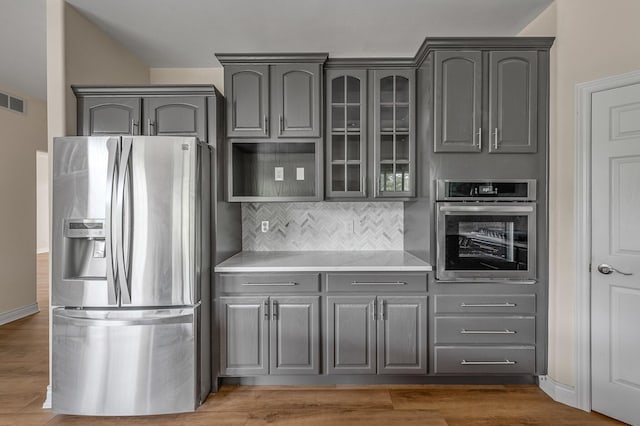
[591,82,640,425]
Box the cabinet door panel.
[143,96,206,141]
[219,297,268,376]
[274,64,321,138]
[226,65,269,138]
[434,51,482,152]
[489,51,538,153]
[81,97,141,136]
[378,296,427,374]
[270,296,319,375]
[326,296,376,374]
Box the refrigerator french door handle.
[105,138,119,305]
[116,138,133,304]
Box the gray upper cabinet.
[73,85,219,144]
[80,97,141,136]
[143,96,207,140]
[373,69,416,198]
[377,296,427,375]
[273,64,321,138]
[488,51,538,153]
[225,65,270,138]
[432,49,539,154]
[326,70,367,198]
[433,51,482,153]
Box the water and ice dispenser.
[62,219,107,280]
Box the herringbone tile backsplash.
[242,202,404,251]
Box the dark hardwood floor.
[0,254,623,425]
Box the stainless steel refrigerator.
[51,136,212,416]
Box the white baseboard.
[539,375,579,409]
[0,303,39,326]
[43,384,51,409]
[36,248,49,254]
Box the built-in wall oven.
[436,180,537,281]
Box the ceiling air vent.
[0,91,26,114]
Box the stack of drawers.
[432,291,537,374]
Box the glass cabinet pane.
[395,77,409,103]
[332,105,345,130]
[380,76,394,103]
[395,106,409,131]
[347,135,360,161]
[346,105,360,130]
[396,164,410,192]
[332,76,345,103]
[396,134,409,162]
[332,164,345,192]
[347,165,361,192]
[346,76,360,103]
[380,106,394,131]
[380,135,394,161]
[332,134,345,161]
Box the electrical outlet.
[261,221,269,233]
[296,167,305,181]
[274,167,284,181]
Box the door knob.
[597,264,633,276]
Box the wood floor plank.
[0,254,624,425]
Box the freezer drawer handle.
[56,313,193,327]
[351,281,407,286]
[460,329,516,334]
[243,282,297,286]
[460,302,516,308]
[461,359,516,365]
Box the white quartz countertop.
[214,251,432,273]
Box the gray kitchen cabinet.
[219,296,269,376]
[373,69,416,198]
[73,85,219,145]
[273,64,322,138]
[326,69,367,198]
[433,51,482,153]
[225,65,270,138]
[432,49,539,154]
[219,295,320,376]
[80,97,141,136]
[143,96,207,140]
[488,51,538,153]
[326,295,427,375]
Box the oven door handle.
[439,205,535,213]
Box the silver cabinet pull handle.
[493,127,499,149]
[243,282,297,286]
[460,302,516,308]
[477,127,482,151]
[380,299,385,321]
[130,119,139,135]
[351,281,407,286]
[460,329,516,334]
[279,115,284,134]
[264,300,269,318]
[461,360,516,365]
[272,300,278,320]
[147,119,156,135]
[264,115,269,135]
[372,300,377,321]
[597,263,633,276]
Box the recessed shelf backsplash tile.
[242,202,404,251]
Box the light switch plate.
[296,167,305,181]
[275,167,284,181]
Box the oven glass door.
[437,203,536,281]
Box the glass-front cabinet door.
[373,69,415,198]
[326,70,367,198]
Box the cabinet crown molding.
[71,84,221,97]
[215,53,329,65]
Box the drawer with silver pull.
[326,272,428,293]
[434,294,535,314]
[434,316,535,345]
[216,273,320,294]
[433,346,535,374]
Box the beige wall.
[64,4,150,135]
[520,0,640,387]
[0,88,47,317]
[150,67,224,94]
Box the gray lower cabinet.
[73,85,218,144]
[327,295,427,375]
[433,49,539,154]
[219,296,320,376]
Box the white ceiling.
[0,0,553,100]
